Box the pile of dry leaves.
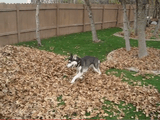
[106,47,160,74]
[119,24,160,40]
[0,45,160,119]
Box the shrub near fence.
[0,3,134,47]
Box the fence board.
[16,4,20,43]
[83,4,86,32]
[117,5,123,27]
[0,3,135,47]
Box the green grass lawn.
[16,28,160,61]
[16,27,160,119]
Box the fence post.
[56,3,59,36]
[102,5,105,29]
[116,5,120,27]
[83,4,86,32]
[16,4,20,43]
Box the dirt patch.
[0,45,160,119]
[117,24,160,41]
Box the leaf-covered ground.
[119,24,160,40]
[0,45,160,119]
[107,47,160,73]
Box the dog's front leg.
[76,67,79,74]
[71,72,83,83]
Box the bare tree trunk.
[84,0,100,43]
[36,0,42,46]
[153,0,158,18]
[134,7,138,35]
[134,0,138,36]
[144,4,149,30]
[153,0,160,36]
[154,19,160,35]
[122,0,131,51]
[150,0,154,17]
[137,0,148,58]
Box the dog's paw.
[70,80,75,84]
[79,76,83,79]
[98,71,101,75]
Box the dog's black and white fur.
[67,54,101,83]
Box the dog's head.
[67,53,80,68]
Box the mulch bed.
[106,47,160,75]
[118,24,160,40]
[0,45,160,119]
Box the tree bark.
[153,0,158,18]
[154,19,160,36]
[153,0,160,36]
[122,0,131,51]
[36,0,42,46]
[84,0,100,43]
[137,0,148,58]
[134,0,138,36]
[150,0,154,17]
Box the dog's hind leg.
[93,63,101,75]
[93,66,101,75]
[97,67,101,75]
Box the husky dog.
[67,53,101,83]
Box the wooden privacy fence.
[0,3,134,47]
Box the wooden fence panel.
[0,3,135,47]
[59,4,84,35]
[39,4,57,39]
[129,5,135,23]
[92,5,103,30]
[117,5,123,27]
[0,4,18,46]
[84,7,90,32]
[19,4,36,42]
[0,35,18,46]
[0,11,17,33]
[103,5,118,28]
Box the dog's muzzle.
[67,61,77,68]
[67,63,72,68]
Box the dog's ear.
[73,54,77,59]
[77,57,81,60]
[70,53,73,58]
[69,53,73,60]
